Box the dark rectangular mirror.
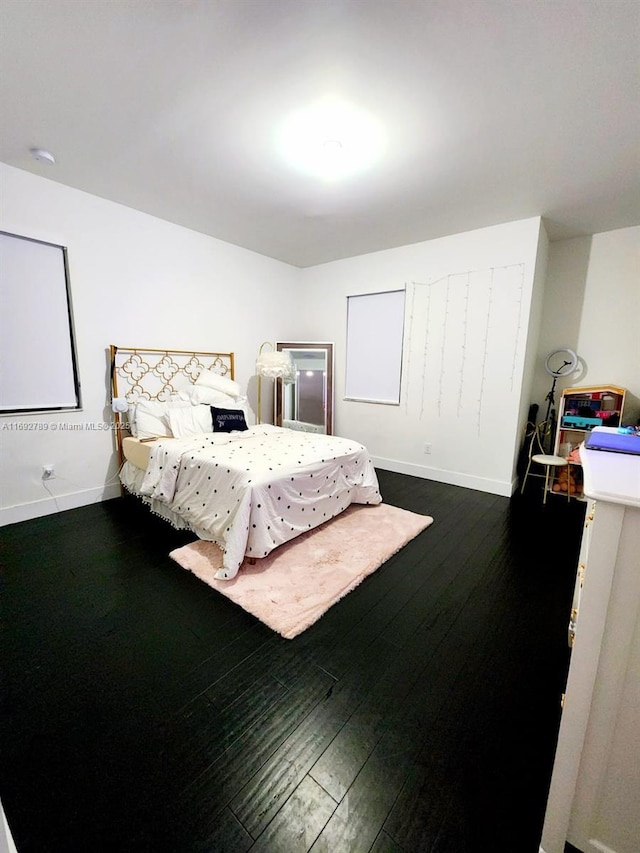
[275,342,333,435]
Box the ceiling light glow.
[278,97,385,180]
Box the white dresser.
[540,432,640,853]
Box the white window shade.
[0,231,81,413]
[345,289,405,404]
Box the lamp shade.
[255,350,296,381]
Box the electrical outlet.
[42,464,55,480]
[423,443,432,455]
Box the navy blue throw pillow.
[211,407,248,432]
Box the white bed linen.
[122,425,381,579]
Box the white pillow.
[195,370,240,398]
[178,385,237,407]
[131,400,172,439]
[227,395,249,418]
[167,405,213,438]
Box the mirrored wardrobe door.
[275,342,334,435]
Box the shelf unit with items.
[551,385,627,500]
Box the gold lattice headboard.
[109,345,235,463]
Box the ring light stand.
[543,348,579,450]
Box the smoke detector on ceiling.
[30,148,56,165]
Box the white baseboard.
[1,483,122,527]
[372,455,515,497]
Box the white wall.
[0,164,300,523]
[298,217,547,496]
[2,161,636,523]
[532,226,640,426]
[575,227,639,421]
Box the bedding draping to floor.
[169,502,434,638]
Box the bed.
[111,346,381,579]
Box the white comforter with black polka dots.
[139,425,381,579]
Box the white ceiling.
[1,0,638,267]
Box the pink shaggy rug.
[169,503,433,639]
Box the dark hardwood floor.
[1,470,586,852]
